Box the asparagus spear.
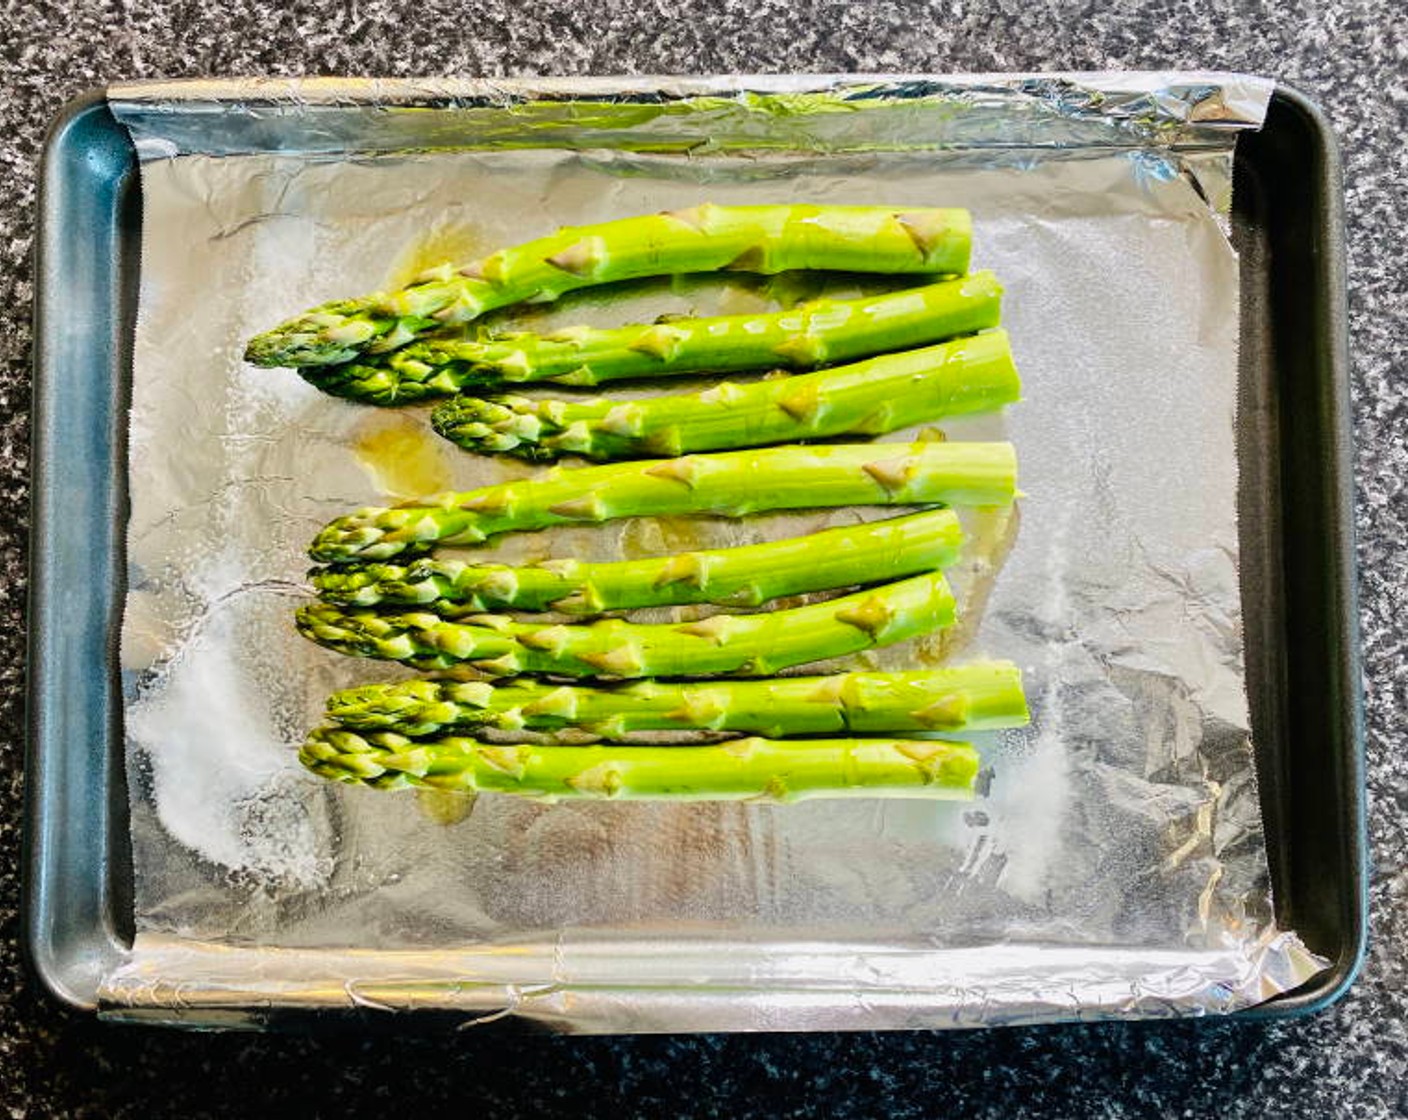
[430,330,1018,460]
[295,570,957,675]
[301,727,981,802]
[309,441,1018,564]
[245,204,972,369]
[324,663,1029,738]
[307,273,1002,405]
[311,509,962,615]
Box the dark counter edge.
[21,82,1368,1027]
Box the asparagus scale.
[310,441,1018,564]
[310,272,1003,405]
[246,204,972,369]
[324,664,1030,738]
[296,570,957,676]
[302,727,981,802]
[431,329,1018,460]
[311,509,963,616]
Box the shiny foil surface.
[99,74,1326,1031]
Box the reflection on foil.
[103,73,1327,1030]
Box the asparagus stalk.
[245,205,972,369]
[295,570,957,676]
[301,727,982,802]
[309,441,1018,564]
[324,663,1030,738]
[311,509,962,615]
[430,330,1018,460]
[307,273,1002,405]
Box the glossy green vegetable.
[296,570,957,676]
[301,727,982,802]
[323,663,1029,738]
[246,204,972,368]
[309,441,1017,564]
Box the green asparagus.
[296,570,956,675]
[301,727,981,802]
[245,204,972,369]
[324,663,1029,738]
[309,441,1018,564]
[430,330,1018,460]
[307,273,1003,405]
[311,509,963,615]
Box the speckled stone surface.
[3,3,1404,1117]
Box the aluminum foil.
[98,74,1326,1031]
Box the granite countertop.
[3,4,1404,1117]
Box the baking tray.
[23,83,1366,1025]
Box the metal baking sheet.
[24,77,1366,1029]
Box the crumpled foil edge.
[98,927,1322,1032]
[107,71,1274,160]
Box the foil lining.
[99,73,1327,1032]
